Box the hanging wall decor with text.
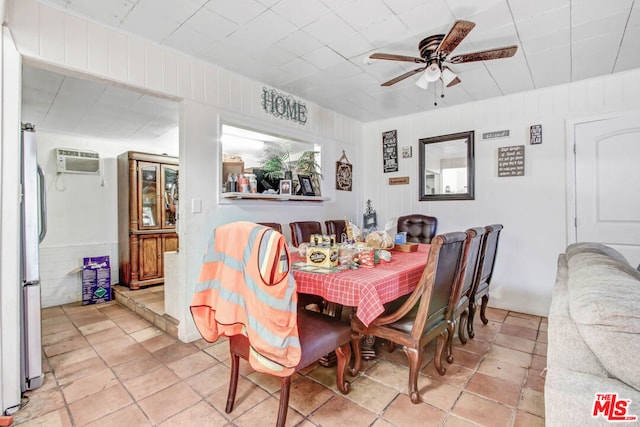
[336,150,352,191]
[382,130,398,173]
[497,145,525,177]
[261,87,308,125]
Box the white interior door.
[574,113,640,266]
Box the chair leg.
[458,309,469,345]
[349,331,363,376]
[467,301,477,339]
[402,346,423,404]
[434,332,447,376]
[335,342,352,394]
[480,294,489,324]
[388,340,396,353]
[446,320,455,364]
[276,376,292,427]
[225,353,240,414]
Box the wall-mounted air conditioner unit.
[56,148,100,175]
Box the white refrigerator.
[20,123,46,391]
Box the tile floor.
[11,289,546,427]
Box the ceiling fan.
[369,20,518,90]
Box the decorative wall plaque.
[261,87,307,125]
[482,130,510,140]
[335,150,352,191]
[389,177,409,185]
[382,130,398,173]
[530,124,542,144]
[497,145,525,177]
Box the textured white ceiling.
[21,0,640,140]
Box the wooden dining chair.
[445,227,486,362]
[468,224,504,339]
[257,222,283,233]
[350,231,468,404]
[324,219,347,240]
[289,221,322,247]
[397,214,438,243]
[190,222,352,427]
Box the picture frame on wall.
[298,175,315,196]
[279,179,292,195]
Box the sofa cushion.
[568,252,640,390]
[548,255,609,376]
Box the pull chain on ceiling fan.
[368,20,517,91]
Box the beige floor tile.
[383,394,446,427]
[233,395,304,427]
[484,307,509,322]
[476,358,527,385]
[530,354,547,371]
[206,376,270,416]
[90,334,136,355]
[116,314,153,334]
[504,316,540,331]
[185,363,232,397]
[499,324,538,341]
[448,347,483,370]
[524,368,546,393]
[130,326,164,343]
[362,359,411,392]
[417,377,462,411]
[84,404,152,427]
[458,336,491,355]
[453,392,515,427]
[12,408,73,427]
[343,376,399,414]
[443,414,480,427]
[494,334,536,354]
[287,377,335,416]
[486,345,532,369]
[68,384,133,426]
[372,418,396,427]
[140,333,176,353]
[157,401,229,427]
[111,354,163,382]
[12,388,67,425]
[166,351,219,379]
[137,382,201,425]
[43,335,89,357]
[50,355,107,386]
[536,330,548,343]
[514,410,545,427]
[422,360,474,389]
[123,365,179,401]
[84,325,128,346]
[61,368,118,403]
[42,328,81,346]
[309,395,377,427]
[153,341,199,364]
[47,346,98,372]
[101,342,152,367]
[203,340,231,362]
[533,342,547,357]
[518,388,545,418]
[465,372,522,407]
[77,319,117,336]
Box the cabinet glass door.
[161,165,178,229]
[138,162,160,229]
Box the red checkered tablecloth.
[292,244,430,326]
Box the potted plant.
[260,146,293,181]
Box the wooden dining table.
[291,244,430,327]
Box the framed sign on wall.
[382,130,398,173]
[336,150,352,191]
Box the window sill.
[220,192,328,202]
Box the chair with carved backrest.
[445,227,486,362]
[324,219,347,241]
[467,224,504,339]
[350,231,468,404]
[397,214,438,244]
[190,222,351,427]
[257,222,283,234]
[289,221,322,247]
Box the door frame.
[565,110,640,244]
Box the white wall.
[36,130,179,307]
[7,0,363,341]
[362,69,640,317]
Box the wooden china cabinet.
[117,151,179,289]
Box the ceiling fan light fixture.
[441,67,457,86]
[415,71,430,90]
[424,62,441,82]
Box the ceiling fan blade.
[436,20,475,57]
[370,53,425,64]
[446,76,461,87]
[381,67,425,86]
[449,45,518,64]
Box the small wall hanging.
[336,150,352,191]
[382,130,398,173]
[530,124,542,144]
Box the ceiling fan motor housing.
[419,34,445,63]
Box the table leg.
[361,334,377,360]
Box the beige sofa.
[545,243,640,425]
